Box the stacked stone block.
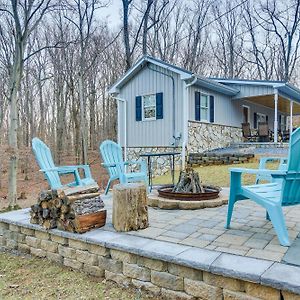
[1,221,300,300]
[188,153,254,167]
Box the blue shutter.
[156,92,163,119]
[195,92,200,121]
[209,95,215,123]
[254,112,257,129]
[136,96,142,121]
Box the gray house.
[108,56,300,174]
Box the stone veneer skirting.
[1,209,300,300]
[188,121,243,153]
[126,147,182,177]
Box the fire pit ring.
[158,185,221,201]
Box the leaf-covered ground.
[0,251,157,300]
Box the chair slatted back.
[100,140,124,178]
[32,138,61,189]
[281,128,300,206]
[242,123,251,138]
[258,122,269,137]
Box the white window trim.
[242,105,250,124]
[200,93,209,122]
[142,94,157,121]
[256,112,267,127]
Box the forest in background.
[1,0,300,206]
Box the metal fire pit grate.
[157,185,221,201]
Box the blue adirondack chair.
[256,156,288,183]
[226,128,300,246]
[32,138,96,190]
[100,140,148,194]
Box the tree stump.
[112,183,149,232]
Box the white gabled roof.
[108,56,192,94]
[108,56,239,96]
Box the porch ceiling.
[242,94,300,114]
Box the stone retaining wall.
[188,121,243,153]
[1,221,299,300]
[188,153,254,166]
[126,147,182,177]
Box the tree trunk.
[8,41,23,207]
[122,0,132,70]
[112,183,149,232]
[78,72,88,164]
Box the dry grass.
[0,251,156,300]
[153,158,279,187]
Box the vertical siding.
[230,84,275,99]
[188,85,240,126]
[188,85,287,130]
[118,64,184,147]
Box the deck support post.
[290,101,293,136]
[274,89,278,143]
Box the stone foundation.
[126,147,182,177]
[188,121,243,153]
[1,216,300,300]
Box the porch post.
[290,100,293,135]
[274,89,278,143]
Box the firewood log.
[43,219,57,230]
[42,209,50,219]
[31,183,106,232]
[56,183,99,198]
[64,192,101,204]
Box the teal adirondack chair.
[256,156,288,183]
[226,128,300,246]
[100,140,148,194]
[32,138,96,190]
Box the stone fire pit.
[157,185,220,201]
[147,188,228,210]
[148,167,228,210]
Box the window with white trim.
[142,94,156,120]
[200,94,209,121]
[256,113,267,128]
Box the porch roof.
[211,78,300,103]
[242,94,300,114]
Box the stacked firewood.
[30,184,106,233]
[172,167,205,193]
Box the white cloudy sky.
[98,0,123,28]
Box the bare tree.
[0,0,52,207]
[258,0,300,81]
[241,1,278,80]
[121,0,169,70]
[211,0,245,78]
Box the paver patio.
[102,190,300,263]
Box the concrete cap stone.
[261,262,300,294]
[176,247,221,271]
[210,253,273,282]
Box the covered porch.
[239,84,300,143]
